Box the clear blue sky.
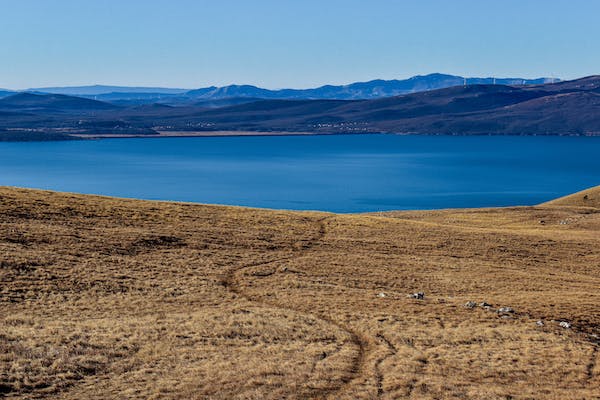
[1,0,598,90]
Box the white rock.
[497,307,514,314]
[464,301,477,308]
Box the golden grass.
[543,185,600,209]
[1,186,599,399]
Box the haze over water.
[1,134,598,213]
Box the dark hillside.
[0,76,598,139]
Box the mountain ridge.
[0,92,119,112]
[26,85,189,96]
[18,73,556,103]
[0,75,598,139]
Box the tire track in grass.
[374,333,397,398]
[220,216,372,399]
[584,344,598,385]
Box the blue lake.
[0,134,599,213]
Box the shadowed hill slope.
[177,79,600,135]
[1,186,599,399]
[0,92,119,113]
[1,76,599,139]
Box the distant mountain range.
[0,74,557,105]
[0,92,118,112]
[1,75,598,140]
[0,90,15,99]
[28,85,190,96]
[184,74,553,101]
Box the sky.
[0,0,598,90]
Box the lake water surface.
[1,134,599,213]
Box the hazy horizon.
[0,72,565,92]
[1,0,598,90]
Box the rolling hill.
[0,92,119,113]
[543,185,600,208]
[0,89,15,99]
[0,76,598,139]
[1,185,599,398]
[147,76,600,135]
[28,85,189,96]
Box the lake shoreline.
[0,130,382,142]
[74,130,358,139]
[1,130,599,142]
[1,134,598,212]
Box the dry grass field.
[1,185,599,399]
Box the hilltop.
[0,92,118,113]
[543,185,600,208]
[26,85,190,96]
[1,186,599,399]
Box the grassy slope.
[1,186,599,399]
[543,185,600,209]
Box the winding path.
[220,216,373,399]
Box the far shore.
[63,131,600,140]
[70,130,343,139]
[2,130,598,142]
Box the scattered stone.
[536,320,544,327]
[500,314,513,319]
[279,266,302,274]
[497,307,514,314]
[539,220,546,225]
[377,292,387,298]
[251,269,275,277]
[410,292,425,300]
[464,301,477,308]
[559,321,571,329]
[464,301,494,310]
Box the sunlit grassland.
[1,186,599,399]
